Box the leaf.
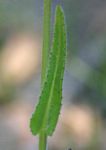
[30,5,67,136]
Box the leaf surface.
[30,5,67,136]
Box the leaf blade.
[30,5,67,136]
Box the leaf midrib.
[41,19,61,132]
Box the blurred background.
[0,0,106,150]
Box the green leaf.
[30,5,67,136]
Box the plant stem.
[41,0,52,84]
[40,0,52,150]
[39,131,47,150]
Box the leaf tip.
[56,5,64,15]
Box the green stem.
[39,131,47,150]
[41,0,52,84]
[40,0,52,150]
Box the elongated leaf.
[30,5,67,136]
